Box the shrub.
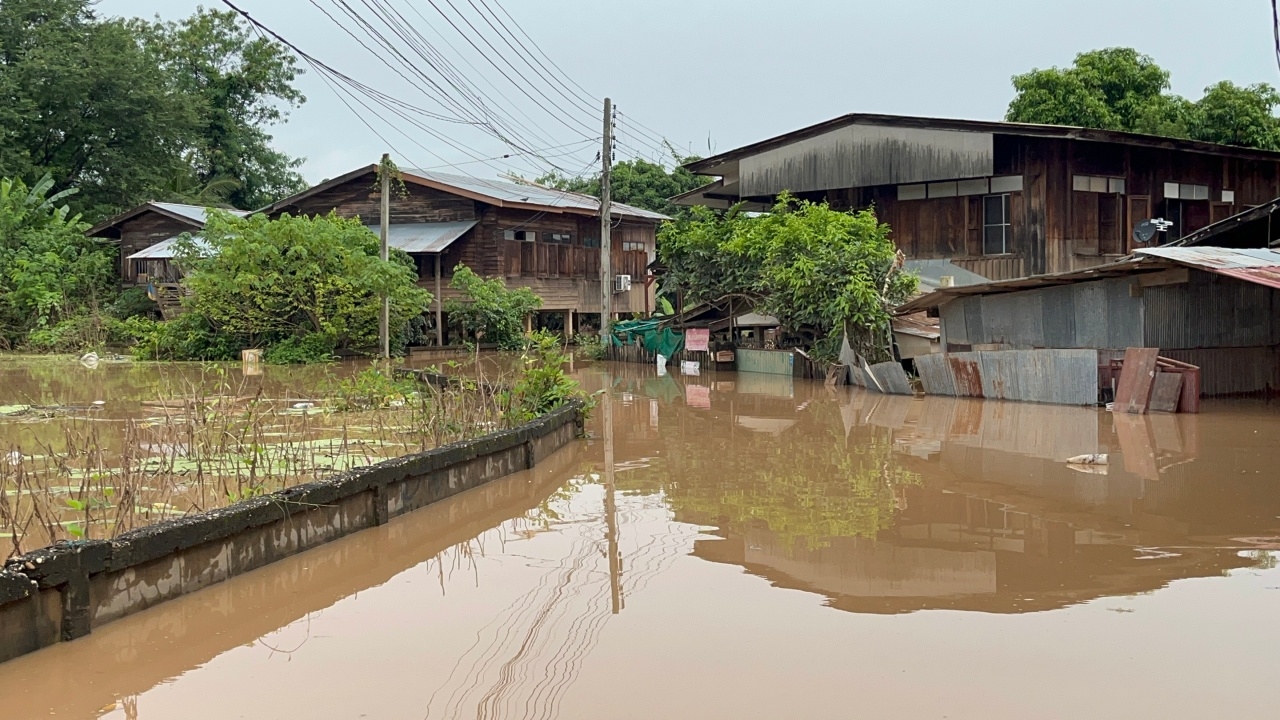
[264,333,337,365]
[131,312,240,361]
[108,288,160,320]
[509,330,585,422]
[572,333,606,360]
[444,265,541,349]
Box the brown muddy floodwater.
[2,361,1280,719]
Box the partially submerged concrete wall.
[0,401,583,665]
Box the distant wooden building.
[677,113,1280,281]
[261,166,666,340]
[86,202,250,286]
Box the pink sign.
[685,328,710,352]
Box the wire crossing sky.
[103,0,1280,184]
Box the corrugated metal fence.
[915,349,1100,405]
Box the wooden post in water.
[602,389,621,614]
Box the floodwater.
[2,361,1280,719]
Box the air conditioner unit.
[614,274,632,293]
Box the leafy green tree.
[133,8,307,210]
[176,212,431,356]
[535,153,707,217]
[0,174,115,346]
[0,2,305,219]
[1006,47,1280,150]
[658,196,917,361]
[1188,81,1280,150]
[0,0,196,218]
[444,265,542,349]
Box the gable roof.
[685,112,1280,177]
[259,165,668,223]
[86,202,251,237]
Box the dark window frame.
[982,194,1012,255]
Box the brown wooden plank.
[1148,371,1184,413]
[1115,347,1160,414]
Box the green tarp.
[610,319,684,358]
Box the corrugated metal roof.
[127,236,211,260]
[362,220,477,253]
[1137,247,1280,289]
[1136,246,1280,268]
[149,203,250,224]
[903,259,991,291]
[402,169,669,222]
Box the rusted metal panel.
[1115,348,1160,413]
[1149,372,1184,412]
[948,353,985,397]
[914,353,957,396]
[739,124,994,197]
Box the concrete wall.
[0,402,583,665]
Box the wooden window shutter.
[1072,191,1100,255]
[965,196,982,256]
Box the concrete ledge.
[0,399,584,665]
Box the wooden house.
[260,166,666,342]
[86,202,250,287]
[677,113,1280,281]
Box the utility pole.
[599,98,613,342]
[379,153,391,359]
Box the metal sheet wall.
[1160,347,1280,395]
[916,349,1099,405]
[1143,273,1278,349]
[942,277,1142,350]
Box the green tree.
[0,174,115,346]
[658,197,917,362]
[0,2,305,220]
[176,211,431,356]
[1187,81,1280,150]
[133,8,307,210]
[535,153,707,218]
[0,0,196,218]
[444,265,542,349]
[1006,47,1280,150]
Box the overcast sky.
[98,0,1280,184]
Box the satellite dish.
[1133,218,1173,246]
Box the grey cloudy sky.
[99,0,1280,184]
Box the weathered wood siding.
[283,174,658,315]
[825,135,1280,281]
[118,215,201,285]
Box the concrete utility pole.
[599,98,613,342]
[379,153,391,359]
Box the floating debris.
[80,352,100,369]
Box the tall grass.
[0,364,518,558]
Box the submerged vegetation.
[0,339,584,557]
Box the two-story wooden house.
[259,166,665,341]
[676,113,1280,281]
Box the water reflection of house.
[691,390,1278,615]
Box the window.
[503,229,535,242]
[582,236,600,248]
[982,194,1011,255]
[1073,175,1126,194]
[1163,182,1209,200]
[622,241,646,252]
[897,175,1022,201]
[133,260,148,278]
[543,232,572,244]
